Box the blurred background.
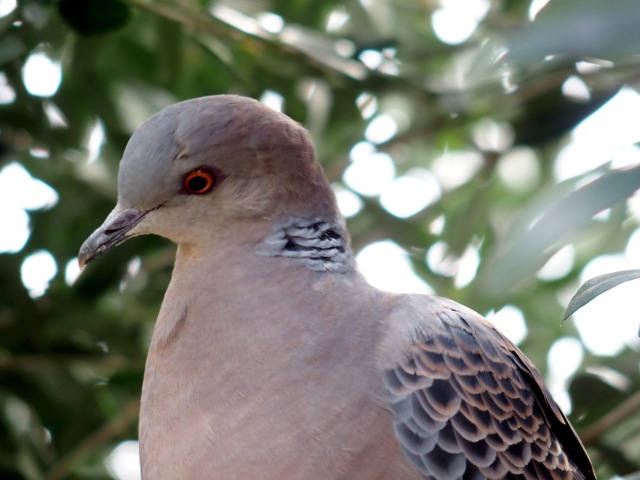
[1,0,640,478]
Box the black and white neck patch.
[257,217,353,272]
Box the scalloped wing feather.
[381,295,595,480]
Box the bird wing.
[380,295,595,480]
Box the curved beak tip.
[77,250,90,270]
[77,237,103,270]
[77,207,147,270]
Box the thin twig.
[45,399,140,480]
[580,391,640,445]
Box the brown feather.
[381,295,595,479]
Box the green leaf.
[505,0,640,66]
[481,164,640,295]
[57,0,130,36]
[563,269,640,322]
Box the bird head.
[78,95,337,267]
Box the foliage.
[1,0,640,478]
[563,269,640,322]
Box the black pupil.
[188,175,208,192]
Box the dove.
[79,95,595,479]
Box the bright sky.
[3,0,640,477]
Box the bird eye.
[182,168,216,195]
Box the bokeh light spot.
[21,250,57,298]
[22,51,62,98]
[357,240,432,294]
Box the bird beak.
[78,207,148,268]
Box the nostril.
[105,209,146,232]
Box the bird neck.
[256,215,354,273]
[149,214,359,357]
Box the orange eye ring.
[182,168,216,195]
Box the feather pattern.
[257,217,352,272]
[382,296,595,480]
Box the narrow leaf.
[562,269,640,322]
[482,164,640,295]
